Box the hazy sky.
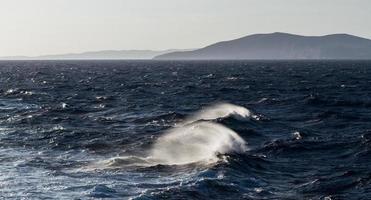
[1,0,370,56]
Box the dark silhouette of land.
[155,32,371,60]
[2,33,371,60]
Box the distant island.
[2,33,371,60]
[155,32,371,60]
[0,49,193,60]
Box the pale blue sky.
[0,0,370,56]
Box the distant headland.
[155,32,371,60]
[2,33,371,60]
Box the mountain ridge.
[154,32,371,60]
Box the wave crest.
[184,103,256,124]
[150,122,247,165]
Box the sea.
[0,60,370,199]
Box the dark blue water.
[0,60,371,199]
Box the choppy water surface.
[0,60,371,199]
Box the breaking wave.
[149,121,247,165]
[98,103,250,168]
[183,103,257,124]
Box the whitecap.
[184,103,256,124]
[226,77,238,80]
[61,103,68,109]
[292,131,302,140]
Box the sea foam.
[149,121,247,165]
